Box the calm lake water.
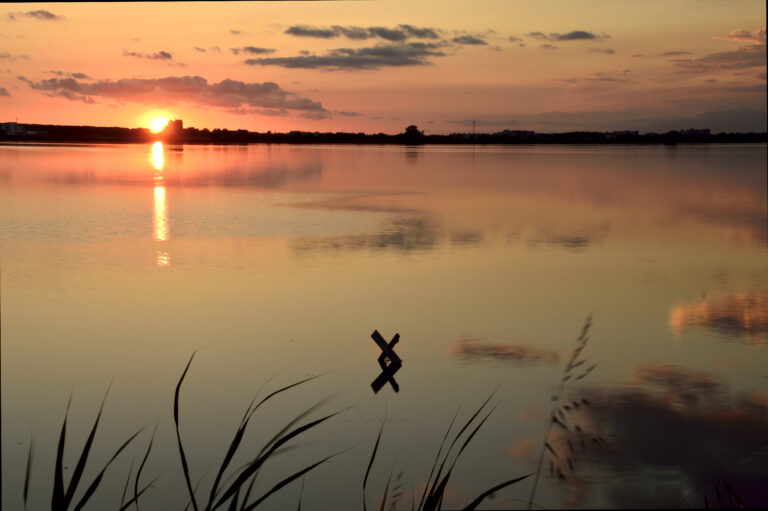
[1,143,766,510]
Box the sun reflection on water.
[151,142,170,266]
[151,141,164,171]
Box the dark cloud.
[568,366,768,507]
[588,48,615,54]
[453,335,560,365]
[286,25,338,38]
[529,30,608,42]
[336,110,362,117]
[452,35,487,45]
[662,51,692,57]
[631,54,644,58]
[19,75,330,116]
[0,87,9,96]
[284,24,439,41]
[7,10,63,21]
[122,49,173,60]
[539,44,559,50]
[509,36,523,42]
[0,52,30,61]
[194,47,206,52]
[231,46,275,56]
[671,44,766,73]
[246,42,446,70]
[229,29,245,36]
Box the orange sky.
[1,1,765,133]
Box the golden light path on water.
[151,142,170,266]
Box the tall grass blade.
[119,476,159,511]
[363,419,386,511]
[134,423,157,511]
[213,412,340,509]
[424,394,497,510]
[209,375,325,509]
[72,426,145,511]
[242,452,340,511]
[461,474,532,511]
[24,437,35,510]
[297,478,305,511]
[64,384,113,510]
[52,394,72,510]
[174,352,199,511]
[418,407,460,511]
[120,459,134,508]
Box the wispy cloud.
[539,44,558,50]
[452,35,487,45]
[662,51,692,57]
[194,46,222,53]
[122,49,173,60]
[508,36,523,42]
[229,29,246,36]
[230,46,276,56]
[0,87,9,96]
[528,30,609,42]
[671,44,766,73]
[7,10,63,22]
[0,52,30,61]
[19,75,330,117]
[246,42,446,71]
[284,24,439,41]
[45,70,92,80]
[713,28,766,45]
[588,48,616,54]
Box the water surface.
[2,143,766,509]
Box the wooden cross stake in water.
[370,330,402,393]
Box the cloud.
[509,36,523,42]
[336,110,363,116]
[570,366,768,508]
[528,30,609,42]
[539,44,559,50]
[588,48,615,54]
[231,46,275,56]
[194,47,206,53]
[45,70,92,80]
[713,28,766,45]
[284,24,439,41]
[122,49,173,60]
[453,335,560,365]
[0,87,9,96]
[19,75,330,117]
[7,10,63,21]
[452,35,487,45]
[669,287,768,345]
[662,51,692,57]
[229,29,245,36]
[671,44,766,73]
[246,42,446,70]
[0,52,30,61]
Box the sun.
[150,117,169,133]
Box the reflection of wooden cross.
[370,330,402,393]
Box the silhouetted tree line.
[1,122,765,145]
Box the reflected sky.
[563,364,768,508]
[670,287,768,345]
[1,143,766,510]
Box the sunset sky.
[1,1,765,134]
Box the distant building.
[681,128,710,136]
[607,130,639,138]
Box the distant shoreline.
[2,121,766,145]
